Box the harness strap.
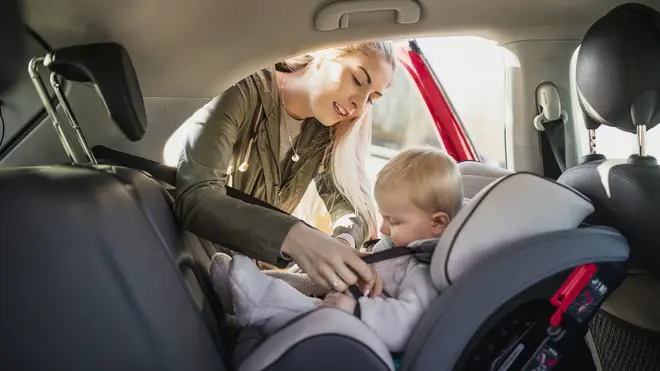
[347,247,420,300]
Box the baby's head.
[375,147,463,247]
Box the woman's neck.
[278,70,313,120]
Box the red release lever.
[549,263,597,327]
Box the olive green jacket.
[174,68,367,266]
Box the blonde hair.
[277,42,396,239]
[375,147,464,218]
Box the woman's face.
[307,51,394,126]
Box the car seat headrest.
[44,42,147,141]
[458,161,513,199]
[577,3,660,133]
[0,0,24,94]
[430,173,594,291]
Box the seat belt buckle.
[548,263,598,327]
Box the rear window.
[0,33,52,154]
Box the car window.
[0,34,51,154]
[416,36,507,169]
[570,46,660,159]
[368,50,445,185]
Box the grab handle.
[315,0,421,31]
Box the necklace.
[281,74,301,162]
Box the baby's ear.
[431,212,450,236]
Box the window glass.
[570,46,660,158]
[0,35,51,152]
[367,42,444,185]
[415,36,507,168]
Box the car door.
[393,39,478,162]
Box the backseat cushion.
[0,166,225,371]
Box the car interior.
[1,0,659,370]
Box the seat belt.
[91,145,288,215]
[534,82,568,179]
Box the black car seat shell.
[237,172,629,371]
[557,3,660,371]
[1,43,231,370]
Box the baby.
[211,147,464,352]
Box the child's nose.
[380,223,389,236]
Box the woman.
[175,42,396,293]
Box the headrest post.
[588,129,597,155]
[637,125,647,157]
[49,72,97,164]
[28,57,79,164]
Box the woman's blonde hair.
[277,42,396,240]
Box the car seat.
[457,160,513,198]
[557,3,660,370]
[1,43,232,370]
[236,170,629,371]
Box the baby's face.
[375,188,448,247]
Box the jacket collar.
[252,67,278,119]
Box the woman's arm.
[175,79,299,266]
[315,171,368,249]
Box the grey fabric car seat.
[458,160,513,198]
[237,171,630,371]
[557,3,660,370]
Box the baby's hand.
[318,292,356,314]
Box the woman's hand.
[318,291,356,314]
[281,222,374,293]
[336,237,382,296]
[355,251,383,297]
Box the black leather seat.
[0,0,24,94]
[558,3,660,370]
[0,43,230,371]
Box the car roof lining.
[22,0,659,97]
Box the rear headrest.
[430,173,594,291]
[0,0,24,94]
[458,161,513,199]
[44,42,147,141]
[577,3,660,133]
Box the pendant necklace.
[281,74,301,162]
